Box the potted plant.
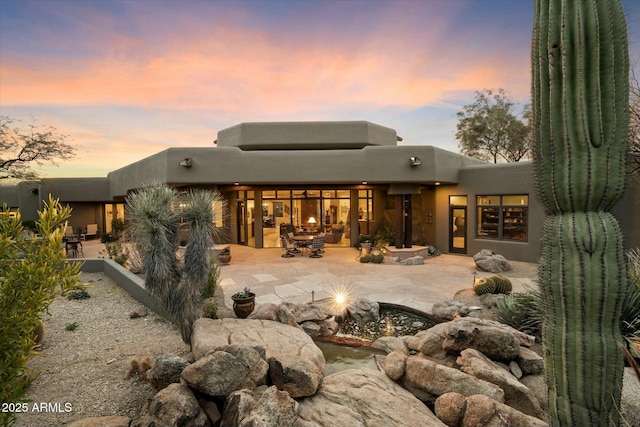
[231,287,255,318]
[218,246,231,264]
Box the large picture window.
[477,195,528,241]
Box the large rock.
[400,255,425,265]
[268,354,324,398]
[181,345,269,398]
[457,349,544,419]
[403,355,505,404]
[517,346,544,374]
[131,383,210,427]
[441,318,534,361]
[223,386,302,427]
[296,369,447,427]
[373,335,409,355]
[473,249,512,273]
[434,392,548,427]
[432,300,471,320]
[146,354,190,390]
[191,318,325,397]
[408,318,535,361]
[347,297,380,322]
[621,367,640,427]
[381,350,407,381]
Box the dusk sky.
[1,0,639,179]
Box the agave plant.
[127,184,226,345]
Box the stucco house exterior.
[1,121,638,263]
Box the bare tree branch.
[0,116,75,180]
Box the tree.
[456,89,531,163]
[0,196,80,427]
[628,68,640,175]
[0,116,75,181]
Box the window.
[477,195,528,241]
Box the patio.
[82,241,538,314]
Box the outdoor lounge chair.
[84,224,98,240]
[281,235,296,258]
[309,235,325,258]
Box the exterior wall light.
[179,158,193,167]
[409,156,422,166]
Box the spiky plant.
[127,184,225,345]
[532,1,630,425]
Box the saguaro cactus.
[532,1,630,426]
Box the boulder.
[68,416,131,427]
[373,336,409,355]
[268,354,324,398]
[221,389,258,427]
[400,255,425,265]
[519,374,548,414]
[318,317,339,336]
[300,321,322,337]
[407,322,450,358]
[381,351,407,381]
[508,360,523,379]
[146,354,190,390]
[235,386,300,427]
[131,383,210,427]
[434,392,548,427]
[473,249,512,273]
[181,345,269,398]
[296,369,447,427]
[517,346,544,374]
[432,300,471,320]
[191,318,325,397]
[456,349,544,419]
[283,301,332,323]
[347,297,380,322]
[441,318,534,361]
[403,356,505,404]
[248,303,279,321]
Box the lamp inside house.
[308,216,317,224]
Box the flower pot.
[218,253,231,264]
[232,293,255,318]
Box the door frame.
[449,205,467,254]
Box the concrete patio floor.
[81,240,539,314]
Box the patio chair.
[281,235,296,258]
[65,225,74,238]
[309,235,325,258]
[84,224,98,240]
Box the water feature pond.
[338,303,441,341]
[316,303,442,374]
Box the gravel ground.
[14,272,189,427]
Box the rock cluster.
[71,307,640,427]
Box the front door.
[449,206,467,253]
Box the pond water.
[338,304,440,341]
[314,340,387,375]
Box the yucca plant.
[496,284,544,338]
[127,184,226,345]
[532,1,630,424]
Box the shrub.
[100,241,128,266]
[202,264,220,299]
[0,196,80,427]
[496,284,544,338]
[202,298,218,319]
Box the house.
[1,121,638,263]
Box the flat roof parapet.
[216,121,399,150]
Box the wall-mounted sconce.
[179,158,193,167]
[409,156,422,166]
[30,188,39,194]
